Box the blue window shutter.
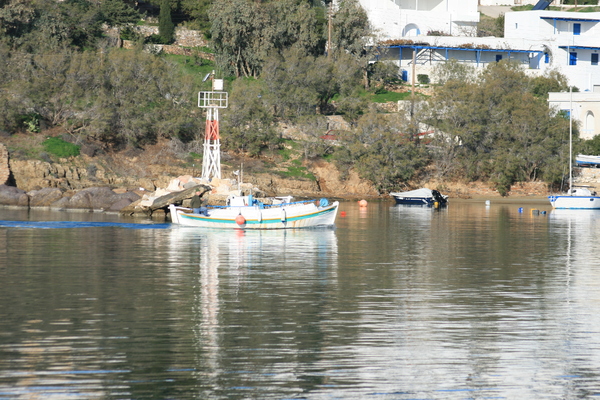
[570,52,577,66]
[574,23,581,35]
[592,53,599,66]
[496,55,502,62]
[544,53,550,63]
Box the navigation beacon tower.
[199,73,228,181]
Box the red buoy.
[235,215,246,225]
[340,211,347,217]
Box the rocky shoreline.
[2,141,600,217]
[0,176,254,218]
[0,141,382,217]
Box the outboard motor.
[431,190,446,205]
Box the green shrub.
[371,91,412,103]
[281,165,316,181]
[42,137,80,158]
[417,74,430,84]
[19,113,41,133]
[145,34,168,44]
[120,26,141,41]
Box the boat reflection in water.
[549,208,600,254]
[548,208,600,369]
[167,226,339,392]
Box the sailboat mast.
[569,85,573,195]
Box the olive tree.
[333,110,428,192]
[209,0,324,78]
[425,60,570,195]
[220,78,279,156]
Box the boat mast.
[569,84,573,195]
[199,72,228,181]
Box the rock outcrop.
[0,144,9,185]
[0,185,142,211]
[66,187,140,210]
[0,185,29,207]
[29,188,65,207]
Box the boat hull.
[548,195,600,209]
[576,155,600,167]
[169,201,339,229]
[393,197,436,206]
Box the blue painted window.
[496,54,502,62]
[570,52,577,66]
[573,23,581,35]
[544,53,550,63]
[593,53,599,66]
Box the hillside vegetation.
[0,0,589,196]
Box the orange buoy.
[359,199,368,207]
[235,215,246,225]
[340,211,347,217]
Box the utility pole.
[411,47,416,117]
[328,2,333,59]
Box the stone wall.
[6,157,183,193]
[122,41,214,59]
[575,167,600,192]
[106,26,208,48]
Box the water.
[1,200,600,399]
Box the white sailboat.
[548,88,600,209]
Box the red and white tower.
[199,74,228,181]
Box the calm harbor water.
[1,199,600,399]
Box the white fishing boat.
[169,195,339,229]
[548,89,600,209]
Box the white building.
[359,0,600,136]
[504,10,600,92]
[479,0,599,5]
[357,0,480,39]
[371,9,600,91]
[548,90,600,139]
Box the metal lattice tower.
[199,77,228,181]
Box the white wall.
[364,2,600,101]
[549,92,600,139]
[505,10,600,91]
[359,0,479,39]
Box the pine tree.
[159,0,175,44]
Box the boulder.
[0,184,29,207]
[64,187,139,210]
[50,196,72,209]
[108,198,134,211]
[29,188,65,207]
[119,191,141,203]
[120,184,210,216]
[69,187,120,210]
